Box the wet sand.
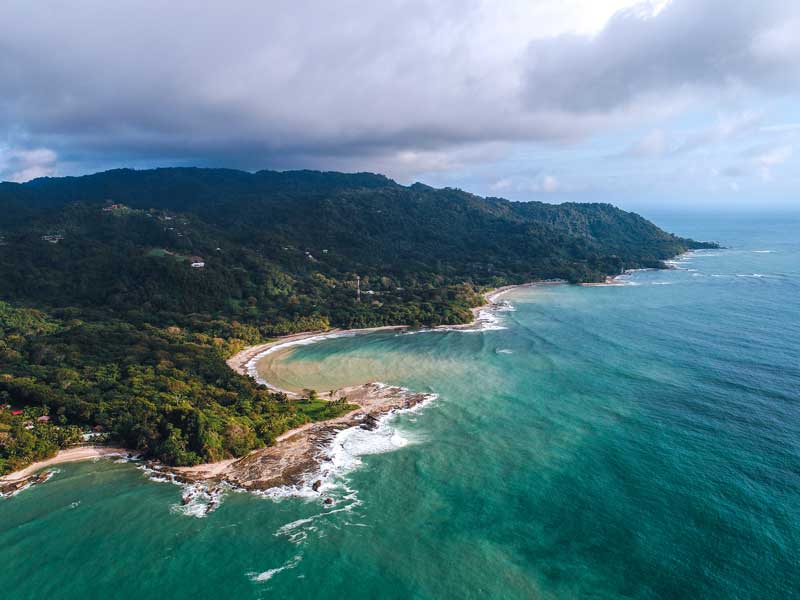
[0,447,134,496]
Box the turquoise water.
[2,216,799,599]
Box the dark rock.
[312,480,322,492]
[360,414,379,431]
[323,497,333,505]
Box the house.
[189,256,205,268]
[102,203,126,212]
[42,234,64,243]
[37,415,51,423]
[11,409,23,416]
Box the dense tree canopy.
[0,168,716,474]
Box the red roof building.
[11,409,23,416]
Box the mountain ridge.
[0,167,717,472]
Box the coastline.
[165,281,535,492]
[0,447,133,496]
[228,325,408,397]
[0,282,534,498]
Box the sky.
[1,0,799,212]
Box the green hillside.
[0,168,716,474]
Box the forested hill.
[0,168,716,474]
[0,167,714,328]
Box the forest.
[0,168,717,474]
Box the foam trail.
[248,554,303,582]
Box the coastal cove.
[1,215,799,599]
[0,283,530,498]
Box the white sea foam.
[248,554,303,582]
[257,390,437,507]
[137,464,226,518]
[752,250,774,253]
[0,469,60,499]
[496,348,514,354]
[399,303,511,335]
[257,390,437,554]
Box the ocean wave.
[752,250,774,253]
[0,469,59,499]
[248,554,303,582]
[255,390,437,512]
[137,463,227,518]
[268,482,364,548]
[400,303,512,335]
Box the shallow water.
[2,215,799,599]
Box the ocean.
[1,215,799,599]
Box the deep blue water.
[1,215,798,599]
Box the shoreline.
[232,281,550,394]
[164,281,538,491]
[0,447,133,496]
[168,383,434,493]
[0,281,537,497]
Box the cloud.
[0,147,57,182]
[675,112,764,154]
[0,0,798,183]
[539,175,560,193]
[627,129,669,158]
[522,0,799,114]
[721,144,792,181]
[489,173,563,195]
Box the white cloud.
[490,177,514,191]
[754,145,793,167]
[754,145,792,181]
[720,144,792,182]
[540,175,560,193]
[0,147,57,182]
[629,129,669,157]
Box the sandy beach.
[227,325,407,397]
[0,447,134,496]
[166,282,535,489]
[2,282,536,496]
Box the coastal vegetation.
[0,168,717,474]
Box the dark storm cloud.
[523,0,800,112]
[0,0,799,180]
